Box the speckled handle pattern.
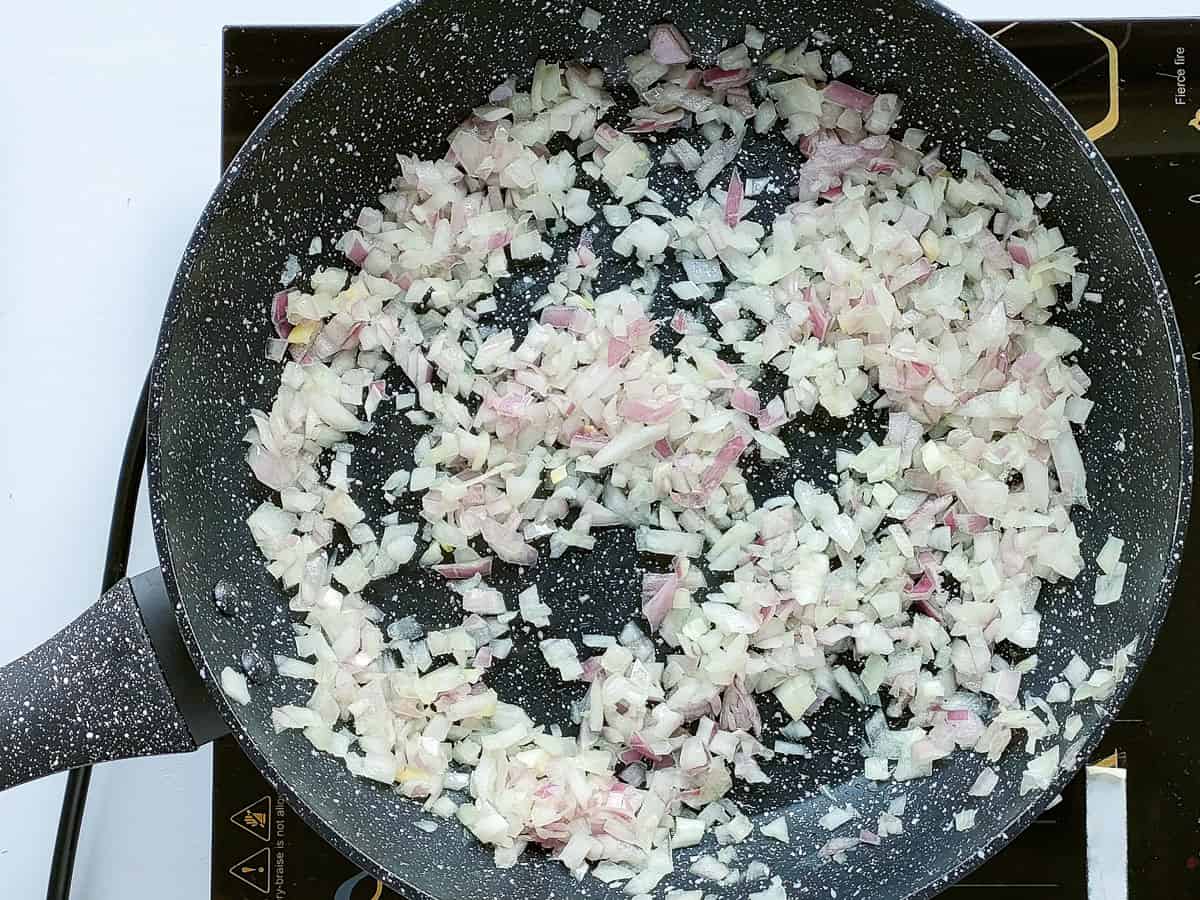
[0,577,197,790]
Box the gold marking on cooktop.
[1072,22,1120,141]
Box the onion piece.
[761,816,789,843]
[701,434,750,493]
[969,767,999,797]
[481,519,538,567]
[636,527,703,558]
[221,666,251,706]
[642,569,680,630]
[824,80,876,111]
[724,170,745,227]
[434,558,493,580]
[649,23,692,65]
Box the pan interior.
[149,1,1188,898]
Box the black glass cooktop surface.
[213,20,1200,900]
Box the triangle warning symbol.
[229,846,271,895]
[230,795,272,841]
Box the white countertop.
[0,0,1188,897]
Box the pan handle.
[0,568,228,790]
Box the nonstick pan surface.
[145,2,1191,898]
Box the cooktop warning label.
[230,796,272,842]
[229,847,272,895]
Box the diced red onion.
[649,23,692,65]
[271,290,293,338]
[724,170,745,227]
[701,434,750,493]
[731,387,761,416]
[823,80,876,111]
[245,25,1099,887]
[434,558,494,579]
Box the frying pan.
[0,1,1190,898]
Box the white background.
[0,1,1188,897]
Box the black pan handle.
[0,568,228,790]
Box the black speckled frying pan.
[0,2,1191,898]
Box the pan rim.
[145,3,1193,898]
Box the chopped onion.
[818,804,857,831]
[761,816,789,843]
[221,666,251,705]
[540,638,583,680]
[1094,562,1127,607]
[518,585,552,627]
[434,558,493,580]
[682,257,724,283]
[649,23,692,65]
[969,767,999,797]
[823,80,875,111]
[244,21,1102,891]
[636,527,703,558]
[1097,534,1124,575]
